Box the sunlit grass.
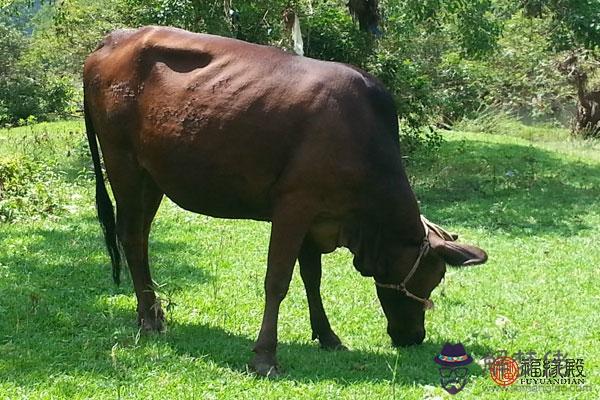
[0,120,598,399]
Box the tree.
[520,0,600,50]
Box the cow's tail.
[84,95,122,285]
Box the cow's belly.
[153,169,274,221]
[136,123,287,221]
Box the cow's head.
[348,216,487,347]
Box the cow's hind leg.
[114,168,164,331]
[299,236,346,350]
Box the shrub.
[0,121,90,222]
[303,2,374,67]
[0,155,63,222]
[0,15,80,126]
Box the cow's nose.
[390,328,425,348]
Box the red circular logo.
[490,356,519,386]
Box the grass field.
[0,120,598,399]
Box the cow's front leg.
[298,237,346,350]
[250,203,313,377]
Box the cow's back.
[84,26,402,221]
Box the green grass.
[0,120,598,399]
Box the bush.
[399,125,444,158]
[303,2,374,67]
[470,13,576,123]
[0,155,64,222]
[0,121,90,222]
[0,16,80,126]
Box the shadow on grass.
[0,295,493,387]
[163,319,493,385]
[410,139,600,236]
[0,217,213,287]
[0,218,492,386]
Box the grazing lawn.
[0,120,598,399]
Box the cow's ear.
[421,215,459,241]
[430,235,488,266]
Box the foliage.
[0,120,90,221]
[519,0,600,50]
[0,0,599,138]
[0,154,60,221]
[119,0,296,44]
[302,1,374,66]
[0,4,80,124]
[360,0,503,127]
[473,13,577,123]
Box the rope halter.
[374,215,455,310]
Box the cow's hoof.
[138,306,166,333]
[250,353,280,378]
[317,331,348,351]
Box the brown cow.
[83,26,487,377]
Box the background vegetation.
[0,0,599,133]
